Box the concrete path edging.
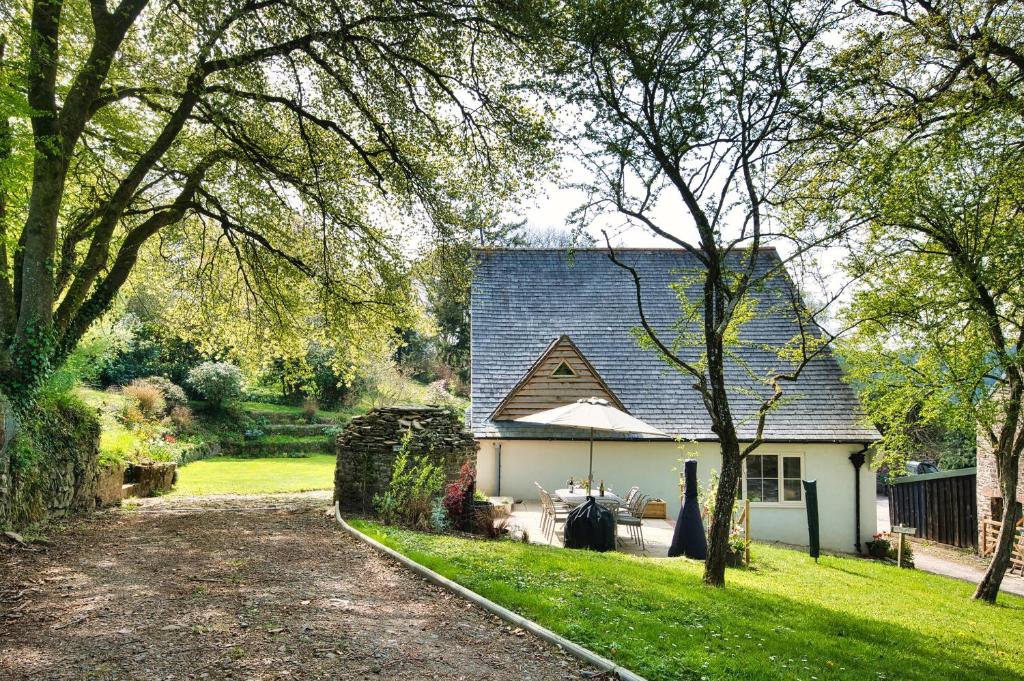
[334,504,648,681]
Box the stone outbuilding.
[977,422,1024,552]
[333,406,477,514]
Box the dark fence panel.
[888,468,977,549]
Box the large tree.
[792,0,1024,602]
[542,0,846,586]
[0,0,549,404]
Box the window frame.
[740,452,805,508]
[550,360,577,378]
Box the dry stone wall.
[0,394,102,529]
[334,406,476,514]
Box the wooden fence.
[888,467,977,549]
[979,518,1024,576]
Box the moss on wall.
[0,392,102,530]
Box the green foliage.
[354,521,1024,680]
[39,318,135,398]
[98,314,206,389]
[187,361,244,410]
[255,342,351,406]
[816,120,1022,467]
[6,319,55,405]
[787,1,1024,474]
[373,432,446,529]
[1,0,554,407]
[77,387,202,466]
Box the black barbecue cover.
[564,496,616,552]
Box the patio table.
[554,489,624,509]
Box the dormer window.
[551,361,577,378]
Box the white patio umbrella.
[515,397,668,485]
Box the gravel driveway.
[1,493,605,680]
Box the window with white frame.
[742,454,803,503]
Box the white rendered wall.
[476,439,877,554]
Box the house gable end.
[491,335,625,421]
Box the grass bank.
[351,521,1024,681]
[170,454,335,496]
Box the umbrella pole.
[589,427,594,488]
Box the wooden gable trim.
[490,335,627,421]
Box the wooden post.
[891,525,916,568]
[744,498,751,566]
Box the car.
[877,460,941,492]
[905,460,940,475]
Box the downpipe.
[849,446,869,554]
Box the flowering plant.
[443,459,476,522]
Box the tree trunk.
[704,437,742,586]
[974,449,1021,602]
[17,154,66,333]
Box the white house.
[470,248,880,553]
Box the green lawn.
[171,454,335,496]
[258,434,329,445]
[351,521,1024,681]
[240,400,353,421]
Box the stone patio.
[504,501,676,557]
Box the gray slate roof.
[470,248,880,443]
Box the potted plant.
[866,532,891,559]
[725,534,749,567]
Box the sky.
[511,153,854,334]
[515,158,697,249]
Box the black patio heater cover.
[803,479,820,561]
[563,497,616,552]
[668,459,707,559]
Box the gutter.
[334,504,648,681]
[474,435,881,445]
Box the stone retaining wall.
[124,462,177,498]
[94,463,126,508]
[0,394,102,529]
[334,406,476,514]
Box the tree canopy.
[0,0,552,402]
[789,0,1024,602]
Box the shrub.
[867,532,914,567]
[120,403,147,428]
[443,459,476,526]
[139,375,188,409]
[470,504,512,539]
[123,380,166,418]
[302,397,319,424]
[373,433,445,529]
[187,361,244,409]
[168,405,194,431]
[429,498,450,532]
